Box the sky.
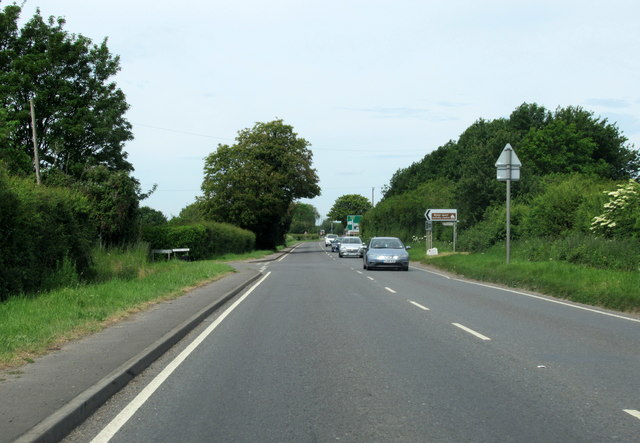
[14,0,640,221]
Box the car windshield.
[343,238,361,244]
[371,239,403,249]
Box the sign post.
[424,209,458,254]
[495,144,521,264]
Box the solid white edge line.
[451,278,640,324]
[278,244,301,262]
[411,265,451,279]
[385,287,397,294]
[91,272,272,443]
[623,409,640,420]
[409,300,430,311]
[415,263,640,324]
[452,323,491,341]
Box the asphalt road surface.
[66,242,640,442]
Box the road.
[66,241,640,442]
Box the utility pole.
[29,98,42,185]
[371,187,375,206]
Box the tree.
[0,4,133,178]
[327,194,372,227]
[80,165,143,246]
[289,202,319,234]
[518,106,639,180]
[172,200,207,225]
[139,206,168,227]
[201,120,320,249]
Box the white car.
[324,234,338,247]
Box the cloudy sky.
[16,0,640,220]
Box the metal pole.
[506,179,511,264]
[453,221,457,252]
[30,98,42,185]
[506,146,513,264]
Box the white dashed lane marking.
[408,300,429,311]
[452,323,491,341]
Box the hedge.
[142,221,255,260]
[0,171,94,301]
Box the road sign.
[347,215,361,234]
[495,143,521,181]
[425,209,457,221]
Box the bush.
[457,203,529,252]
[0,171,94,300]
[520,174,611,238]
[142,221,255,260]
[363,178,456,241]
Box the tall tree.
[289,202,319,234]
[327,194,372,227]
[0,4,133,178]
[202,119,320,249]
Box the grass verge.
[0,251,273,370]
[0,244,292,370]
[417,248,640,313]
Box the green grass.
[418,247,640,313]
[0,245,290,369]
[0,260,233,368]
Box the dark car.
[331,236,342,252]
[363,236,411,271]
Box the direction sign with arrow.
[425,209,457,221]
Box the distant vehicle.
[338,236,363,258]
[363,236,411,271]
[331,236,342,252]
[324,234,338,247]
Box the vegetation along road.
[65,242,640,442]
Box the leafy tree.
[518,106,639,180]
[172,200,207,225]
[139,206,167,227]
[362,178,455,240]
[202,119,320,249]
[81,166,142,245]
[327,194,372,227]
[289,202,319,234]
[0,4,133,178]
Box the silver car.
[338,236,363,258]
[324,234,338,247]
[363,236,411,271]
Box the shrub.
[457,203,529,252]
[591,179,640,239]
[520,174,611,238]
[142,221,255,260]
[0,171,94,300]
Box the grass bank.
[0,247,283,370]
[412,245,640,313]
